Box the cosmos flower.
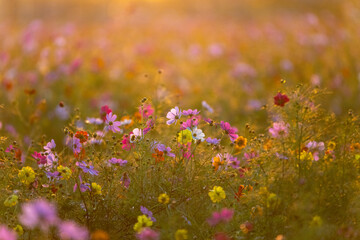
[139,104,154,118]
[86,117,103,125]
[182,109,200,116]
[156,144,175,157]
[190,127,205,142]
[152,149,164,163]
[202,101,214,113]
[76,161,99,175]
[19,199,59,231]
[0,225,17,240]
[104,112,122,133]
[207,208,234,226]
[269,122,289,138]
[234,136,247,151]
[206,137,221,145]
[44,139,56,152]
[4,195,18,207]
[18,166,36,185]
[57,165,72,180]
[91,182,102,195]
[122,133,135,151]
[130,128,143,143]
[166,106,182,125]
[100,105,112,121]
[58,221,88,240]
[220,121,238,142]
[180,118,199,130]
[178,129,193,144]
[212,154,226,171]
[274,92,290,107]
[72,137,82,155]
[158,193,170,204]
[108,158,128,166]
[175,229,188,240]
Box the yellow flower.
[208,186,226,203]
[175,229,188,240]
[177,129,193,144]
[310,215,323,227]
[327,141,336,150]
[91,182,102,195]
[158,193,170,204]
[300,151,313,161]
[234,136,247,151]
[133,215,153,232]
[4,195,18,207]
[18,166,36,185]
[57,165,72,180]
[14,225,23,236]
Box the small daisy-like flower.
[18,166,36,185]
[133,215,153,233]
[269,122,289,138]
[158,193,170,204]
[91,182,102,195]
[220,121,238,142]
[57,165,72,180]
[157,144,175,157]
[191,127,205,142]
[206,137,221,145]
[166,106,182,125]
[104,112,122,133]
[208,186,226,203]
[72,137,82,155]
[274,92,290,107]
[327,141,336,150]
[234,136,247,151]
[76,161,99,175]
[175,229,188,240]
[44,139,56,152]
[130,128,143,143]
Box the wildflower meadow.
[1,0,360,239]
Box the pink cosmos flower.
[0,225,17,240]
[44,139,56,152]
[121,133,134,151]
[108,158,128,166]
[130,128,143,143]
[166,106,181,125]
[72,137,82,155]
[136,228,160,240]
[100,105,112,121]
[104,113,121,133]
[207,208,234,226]
[220,121,238,142]
[182,109,200,116]
[140,104,154,118]
[269,122,289,138]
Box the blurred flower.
[202,101,214,113]
[19,199,58,231]
[207,208,234,226]
[72,137,82,155]
[136,228,159,240]
[158,193,170,204]
[86,118,103,125]
[234,136,247,151]
[18,166,36,185]
[44,139,56,152]
[274,92,289,107]
[13,225,23,236]
[182,109,200,117]
[0,225,17,240]
[269,122,289,138]
[240,221,253,234]
[90,230,109,240]
[175,229,188,240]
[310,215,323,227]
[212,154,226,171]
[206,137,220,145]
[328,141,336,150]
[108,158,127,166]
[59,221,88,240]
[100,105,112,121]
[75,131,88,143]
[104,113,121,133]
[166,106,182,125]
[152,149,164,163]
[133,215,153,233]
[208,186,226,203]
[4,195,18,207]
[122,133,134,151]
[139,104,154,118]
[156,144,175,157]
[120,172,131,189]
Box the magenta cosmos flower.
[269,122,289,138]
[0,225,16,240]
[220,121,238,142]
[58,221,88,240]
[207,208,234,226]
[136,228,159,240]
[104,112,121,133]
[166,106,181,125]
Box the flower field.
[1,0,360,239]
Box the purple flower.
[206,137,220,145]
[58,221,88,240]
[0,225,17,240]
[220,121,238,142]
[109,158,128,166]
[140,206,156,222]
[228,157,240,169]
[46,171,61,179]
[269,122,289,138]
[76,161,99,175]
[104,112,122,133]
[157,144,175,158]
[202,101,214,113]
[73,175,90,193]
[19,199,59,231]
[207,208,234,226]
[72,138,82,155]
[144,119,155,135]
[182,109,200,116]
[44,139,56,152]
[136,228,159,240]
[180,118,199,130]
[86,117,103,125]
[166,106,181,125]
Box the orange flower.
[152,149,164,163]
[75,131,88,143]
[235,185,245,201]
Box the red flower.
[75,131,88,143]
[274,92,289,107]
[100,105,112,120]
[152,149,165,163]
[235,185,245,201]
